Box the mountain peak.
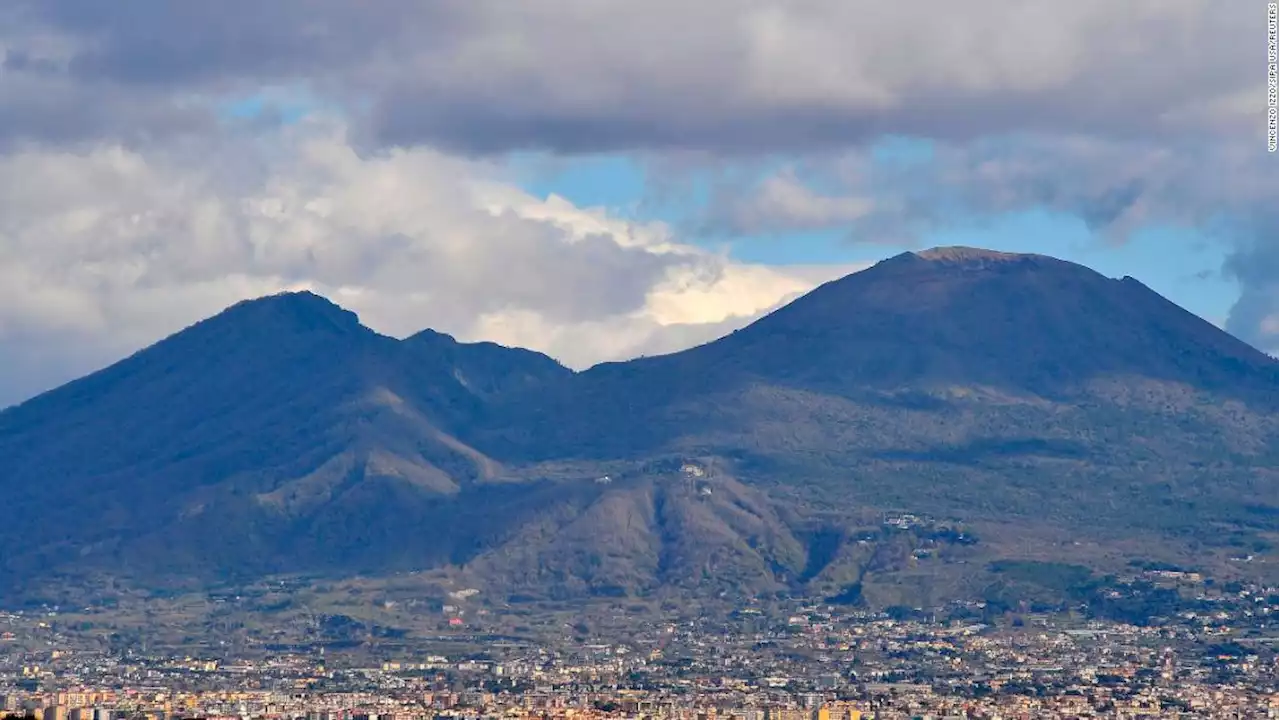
[227,289,347,315]
[913,246,1043,263]
[866,247,1071,279]
[408,328,461,346]
[681,245,1276,404]
[208,289,363,337]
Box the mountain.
[464,247,1277,600]
[0,248,1274,608]
[0,291,572,584]
[485,247,1274,456]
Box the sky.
[0,1,1275,408]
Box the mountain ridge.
[0,246,1274,607]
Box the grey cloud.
[354,1,1262,155]
[32,0,431,85]
[1077,181,1145,232]
[0,21,218,150]
[0,1,384,147]
[0,75,212,149]
[700,169,874,236]
[826,135,1273,245]
[0,1,1261,154]
[1221,222,1279,354]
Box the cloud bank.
[0,121,851,406]
[3,0,1254,152]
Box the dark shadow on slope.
[798,528,845,584]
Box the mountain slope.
[472,247,1275,556]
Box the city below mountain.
[0,246,1275,614]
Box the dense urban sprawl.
[1,583,1276,720]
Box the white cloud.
[464,260,863,368]
[0,124,849,407]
